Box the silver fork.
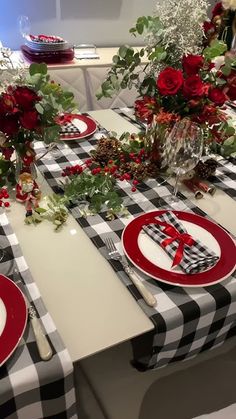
[104,237,156,307]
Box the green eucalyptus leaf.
[29,62,47,76]
[136,23,144,35]
[35,102,44,114]
[112,55,119,64]
[221,65,231,76]
[119,45,128,58]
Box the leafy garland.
[25,132,149,229]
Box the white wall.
[0,0,157,50]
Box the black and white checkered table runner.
[35,112,236,371]
[0,212,77,418]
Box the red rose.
[203,21,215,35]
[183,75,205,99]
[212,2,223,18]
[182,55,204,76]
[157,67,184,96]
[13,86,40,111]
[209,88,227,106]
[20,110,39,130]
[134,96,158,123]
[0,115,19,135]
[1,147,14,160]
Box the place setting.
[0,245,53,367]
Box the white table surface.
[7,109,236,363]
[12,47,148,69]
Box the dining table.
[1,107,236,417]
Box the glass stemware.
[164,118,203,206]
[18,15,31,39]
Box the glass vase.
[145,116,168,170]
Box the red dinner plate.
[122,210,236,287]
[0,274,27,366]
[59,114,97,140]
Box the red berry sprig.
[62,164,84,177]
[0,188,10,207]
[61,157,140,194]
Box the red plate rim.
[60,114,97,140]
[0,274,28,366]
[122,210,236,288]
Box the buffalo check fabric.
[143,211,219,274]
[60,121,81,139]
[0,212,77,418]
[35,111,236,371]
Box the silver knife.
[13,269,53,361]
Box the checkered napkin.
[60,121,81,134]
[142,211,219,274]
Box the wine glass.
[164,118,203,206]
[18,15,31,39]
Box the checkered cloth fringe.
[35,111,236,372]
[143,211,219,274]
[0,211,77,419]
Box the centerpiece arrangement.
[0,47,75,217]
[97,0,236,159]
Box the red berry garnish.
[132,179,139,185]
[85,158,92,166]
[123,173,131,180]
[131,187,137,192]
[108,159,113,165]
[135,158,141,164]
[4,202,10,208]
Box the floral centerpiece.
[97,0,236,159]
[0,56,75,192]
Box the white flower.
[222,0,236,10]
[151,0,209,67]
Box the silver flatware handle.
[29,307,53,361]
[123,265,157,307]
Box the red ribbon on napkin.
[55,114,75,125]
[155,220,195,267]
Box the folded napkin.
[60,121,81,134]
[142,211,219,274]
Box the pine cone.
[132,163,150,181]
[119,162,132,174]
[146,162,159,178]
[93,136,120,165]
[194,158,218,179]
